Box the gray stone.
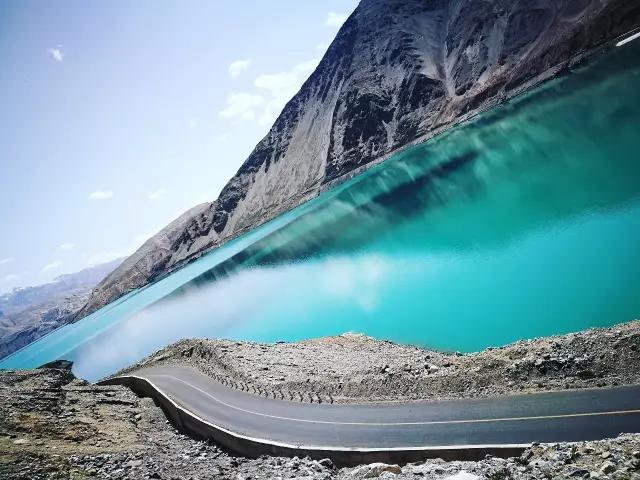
[318,458,334,469]
[443,472,483,480]
[600,461,616,474]
[569,469,590,477]
[351,463,402,478]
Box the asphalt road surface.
[116,365,640,450]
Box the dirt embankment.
[120,320,640,405]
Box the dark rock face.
[38,359,74,370]
[81,0,640,317]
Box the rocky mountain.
[79,0,640,317]
[0,259,123,317]
[0,258,122,359]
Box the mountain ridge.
[78,0,640,319]
[0,258,123,359]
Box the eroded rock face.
[81,0,640,316]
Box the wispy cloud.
[325,12,348,28]
[218,59,319,126]
[148,189,167,201]
[215,133,229,142]
[2,274,18,282]
[219,92,265,120]
[0,257,13,266]
[59,243,76,250]
[254,59,320,125]
[83,250,127,267]
[47,47,64,62]
[89,190,114,200]
[42,260,62,272]
[228,59,252,78]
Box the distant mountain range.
[78,0,640,319]
[0,258,123,359]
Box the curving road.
[104,365,640,461]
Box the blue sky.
[0,0,359,292]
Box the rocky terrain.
[121,320,640,404]
[79,0,640,318]
[0,259,122,359]
[2,362,640,479]
[0,292,89,360]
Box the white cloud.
[218,59,320,126]
[47,47,64,62]
[42,260,62,272]
[84,250,128,267]
[254,60,319,94]
[215,133,229,142]
[219,92,265,120]
[254,59,320,125]
[228,59,251,78]
[89,190,114,200]
[316,42,330,52]
[148,189,167,201]
[59,243,76,250]
[2,274,18,282]
[0,257,13,266]
[325,12,348,28]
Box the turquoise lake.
[2,40,640,381]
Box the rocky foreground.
[1,362,640,480]
[121,321,640,404]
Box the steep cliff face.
[81,0,640,316]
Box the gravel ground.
[1,362,639,479]
[119,320,640,404]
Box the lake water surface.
[2,41,640,381]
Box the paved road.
[115,365,640,450]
